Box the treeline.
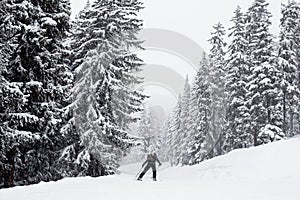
[166,0,300,166]
[0,0,145,188]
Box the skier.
[137,152,162,181]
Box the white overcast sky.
[70,0,283,52]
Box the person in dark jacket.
[137,152,162,181]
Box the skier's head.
[151,150,157,156]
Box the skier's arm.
[156,157,162,166]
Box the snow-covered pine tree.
[245,0,284,145]
[295,3,300,136]
[61,1,109,177]
[207,22,226,157]
[137,108,153,153]
[187,53,212,165]
[158,115,172,162]
[223,6,252,152]
[148,106,165,153]
[297,6,300,92]
[166,95,182,166]
[0,2,25,188]
[0,0,74,187]
[177,76,191,165]
[70,0,145,176]
[278,1,300,137]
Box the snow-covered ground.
[1,137,300,200]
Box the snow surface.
[1,137,300,200]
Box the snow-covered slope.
[1,137,300,200]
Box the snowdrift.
[1,137,300,200]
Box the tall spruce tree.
[0,2,26,187]
[245,0,284,145]
[208,22,226,157]
[159,115,172,162]
[187,53,212,165]
[70,0,145,176]
[177,76,191,165]
[137,108,153,153]
[278,1,300,137]
[0,0,74,187]
[224,6,252,152]
[166,95,182,166]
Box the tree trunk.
[289,109,294,137]
[4,149,15,188]
[283,91,287,136]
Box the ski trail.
[1,138,300,200]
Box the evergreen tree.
[0,0,74,187]
[149,106,165,153]
[137,108,153,153]
[295,3,300,136]
[166,95,182,166]
[70,0,145,175]
[224,6,252,152]
[0,2,25,188]
[177,76,191,165]
[245,0,284,145]
[187,53,212,165]
[159,115,172,162]
[207,22,226,157]
[278,1,300,137]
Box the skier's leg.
[138,165,150,180]
[151,164,157,180]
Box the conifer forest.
[1,0,300,195]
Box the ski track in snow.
[1,137,300,200]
